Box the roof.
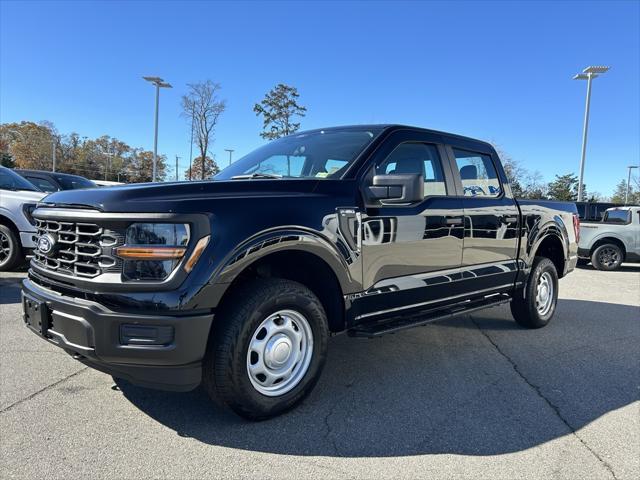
[295,124,494,149]
[14,169,86,179]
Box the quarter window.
[453,149,502,197]
[377,143,447,197]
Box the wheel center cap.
[265,334,292,368]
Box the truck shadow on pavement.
[117,298,640,457]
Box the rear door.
[448,146,520,294]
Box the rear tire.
[203,278,329,420]
[0,225,22,272]
[510,256,558,329]
[591,243,623,271]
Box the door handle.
[446,217,463,225]
[502,216,518,224]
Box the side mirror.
[367,174,423,204]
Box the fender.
[201,227,361,308]
[583,231,628,252]
[525,215,570,269]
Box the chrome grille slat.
[33,218,123,278]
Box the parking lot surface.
[1,265,639,479]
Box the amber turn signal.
[115,246,187,260]
[183,235,210,272]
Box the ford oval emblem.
[37,234,56,255]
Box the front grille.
[33,219,123,278]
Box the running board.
[348,294,511,338]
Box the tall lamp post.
[225,148,234,167]
[625,165,639,205]
[143,76,172,182]
[573,66,610,202]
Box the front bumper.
[19,231,37,249]
[21,278,214,391]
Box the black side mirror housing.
[367,174,423,204]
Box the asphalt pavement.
[1,265,639,479]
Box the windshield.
[0,167,41,192]
[215,128,383,180]
[56,174,96,190]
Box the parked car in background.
[0,167,46,271]
[22,125,579,419]
[578,206,640,270]
[92,180,125,187]
[15,169,96,192]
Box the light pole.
[625,165,639,205]
[143,76,172,182]
[573,66,610,202]
[225,148,234,166]
[175,155,180,181]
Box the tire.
[203,278,329,420]
[0,224,22,272]
[591,243,623,271]
[510,256,559,329]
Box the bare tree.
[181,81,226,180]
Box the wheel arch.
[208,230,355,333]
[530,228,567,278]
[590,237,627,258]
[0,213,21,236]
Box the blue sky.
[1,0,638,194]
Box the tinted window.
[0,168,40,191]
[26,176,59,192]
[215,128,382,180]
[377,143,447,197]
[603,209,630,224]
[453,149,501,197]
[56,175,96,190]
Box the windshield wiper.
[230,172,283,180]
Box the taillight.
[573,213,580,244]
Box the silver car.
[578,206,640,270]
[0,166,46,271]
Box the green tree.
[254,83,306,140]
[611,178,640,204]
[546,173,585,201]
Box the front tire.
[510,256,559,329]
[0,225,22,272]
[591,243,623,271]
[203,278,329,420]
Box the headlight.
[22,203,37,226]
[116,223,190,281]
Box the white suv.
[0,166,46,271]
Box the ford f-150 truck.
[578,206,640,270]
[21,125,579,419]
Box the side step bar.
[348,294,511,338]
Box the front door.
[352,131,464,322]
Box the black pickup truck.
[22,125,579,419]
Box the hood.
[38,179,322,213]
[1,189,47,203]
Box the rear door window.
[453,149,502,197]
